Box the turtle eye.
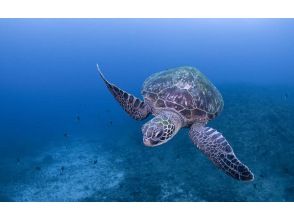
[155,130,163,138]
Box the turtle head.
[142,111,182,147]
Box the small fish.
[76,115,80,122]
[60,166,65,174]
[16,157,20,164]
[283,167,290,175]
[35,166,41,171]
[284,93,289,100]
[64,133,68,138]
[109,121,113,125]
[93,159,98,164]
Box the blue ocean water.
[0,19,294,201]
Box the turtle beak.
[143,138,160,147]
[143,138,152,146]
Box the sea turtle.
[98,65,254,181]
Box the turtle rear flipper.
[189,123,254,181]
[97,65,150,120]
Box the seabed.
[0,85,293,202]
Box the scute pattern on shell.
[142,66,224,125]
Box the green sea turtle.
[98,65,254,181]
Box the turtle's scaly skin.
[142,67,224,126]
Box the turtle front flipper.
[97,65,150,120]
[189,123,254,181]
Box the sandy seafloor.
[0,84,294,202]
